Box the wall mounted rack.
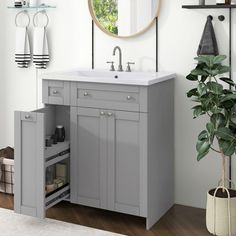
[182,3,236,186]
[182,4,236,9]
[8,5,56,9]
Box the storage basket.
[0,158,14,194]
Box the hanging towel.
[15,27,31,68]
[33,27,50,69]
[197,15,219,56]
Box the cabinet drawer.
[71,82,141,112]
[43,80,70,105]
[14,105,71,218]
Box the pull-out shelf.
[45,141,70,167]
[45,184,70,209]
[14,105,71,218]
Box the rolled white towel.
[15,26,31,68]
[33,26,50,69]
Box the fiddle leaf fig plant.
[186,55,236,187]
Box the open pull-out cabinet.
[14,105,70,218]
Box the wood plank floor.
[0,193,211,236]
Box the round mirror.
[88,0,161,38]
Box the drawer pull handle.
[127,95,132,100]
[25,115,31,119]
[53,90,58,94]
[100,111,105,116]
[84,92,89,97]
[107,112,113,117]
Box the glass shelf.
[8,5,56,9]
[182,4,236,9]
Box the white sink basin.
[42,70,175,86]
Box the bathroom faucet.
[113,46,123,72]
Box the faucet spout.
[113,46,123,72]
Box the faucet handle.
[107,61,115,71]
[126,62,135,72]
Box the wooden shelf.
[182,4,236,9]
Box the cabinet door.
[70,107,107,208]
[107,111,146,216]
[14,111,45,218]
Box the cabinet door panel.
[108,111,140,216]
[14,111,45,218]
[71,107,107,208]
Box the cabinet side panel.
[147,79,175,229]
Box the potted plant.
[186,55,236,236]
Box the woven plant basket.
[206,184,236,236]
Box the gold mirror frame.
[88,0,161,38]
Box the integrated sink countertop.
[42,70,176,86]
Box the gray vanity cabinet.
[15,77,174,230]
[70,107,145,216]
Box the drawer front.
[71,82,141,112]
[43,80,70,105]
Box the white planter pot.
[206,189,236,236]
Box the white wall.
[0,0,235,209]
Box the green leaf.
[217,65,230,74]
[219,139,236,156]
[229,121,236,133]
[198,130,208,141]
[192,105,205,118]
[187,88,198,98]
[220,93,236,103]
[186,74,198,81]
[220,100,235,110]
[216,127,235,141]
[197,83,207,96]
[211,113,226,129]
[197,150,210,161]
[204,68,220,76]
[207,81,223,95]
[206,123,214,134]
[194,55,210,65]
[219,77,235,87]
[191,68,208,76]
[213,55,227,64]
[196,139,210,161]
[201,75,208,83]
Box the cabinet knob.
[84,92,89,97]
[107,112,113,117]
[53,90,58,94]
[25,115,31,119]
[100,111,105,116]
[127,95,132,100]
